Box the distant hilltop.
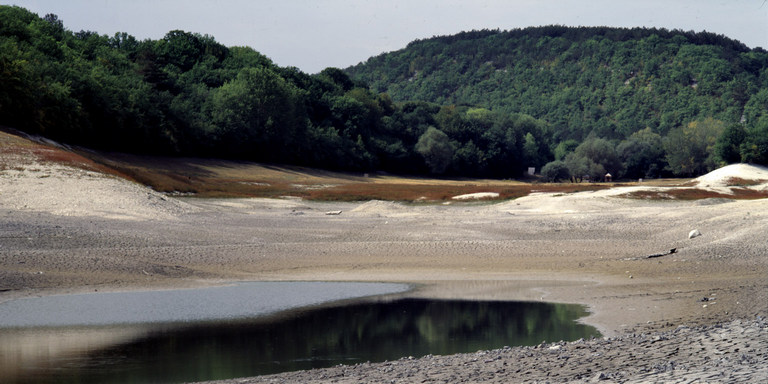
[346,26,765,140]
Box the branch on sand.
[646,248,677,259]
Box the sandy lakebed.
[1,142,767,382]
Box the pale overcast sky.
[6,0,768,73]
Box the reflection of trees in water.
[23,299,599,384]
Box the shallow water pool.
[0,282,599,383]
[0,281,410,327]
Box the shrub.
[541,160,570,182]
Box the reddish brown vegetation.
[99,166,612,202]
[0,128,130,179]
[724,177,767,187]
[301,183,610,202]
[4,128,767,202]
[620,188,768,200]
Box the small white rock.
[688,229,702,239]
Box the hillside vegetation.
[2,6,768,181]
[348,27,768,178]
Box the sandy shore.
[1,147,767,382]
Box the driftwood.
[646,248,677,259]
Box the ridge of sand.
[693,163,768,196]
[694,163,768,187]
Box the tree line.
[2,6,768,180]
[0,6,540,177]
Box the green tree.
[158,30,205,72]
[740,122,768,165]
[541,160,570,182]
[523,132,545,168]
[714,123,746,164]
[742,88,768,128]
[617,128,665,178]
[0,38,35,129]
[564,153,599,181]
[415,126,454,174]
[454,140,485,175]
[664,118,725,176]
[553,139,579,161]
[568,137,623,179]
[318,67,355,92]
[6,6,768,179]
[211,66,305,160]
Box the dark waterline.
[1,298,599,384]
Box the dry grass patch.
[302,183,612,202]
[302,184,513,202]
[724,177,767,187]
[82,151,617,201]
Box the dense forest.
[348,27,768,179]
[2,6,767,180]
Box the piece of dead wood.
[646,248,677,259]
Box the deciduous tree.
[415,126,454,174]
[664,118,725,176]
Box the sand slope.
[0,163,197,220]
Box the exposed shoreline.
[1,147,767,382]
[205,318,768,384]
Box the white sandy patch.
[503,164,768,214]
[695,163,768,187]
[349,200,418,218]
[497,187,650,214]
[690,163,768,195]
[451,192,499,200]
[0,163,197,220]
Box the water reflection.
[0,299,599,384]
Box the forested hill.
[347,26,767,142]
[2,6,768,180]
[0,5,433,174]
